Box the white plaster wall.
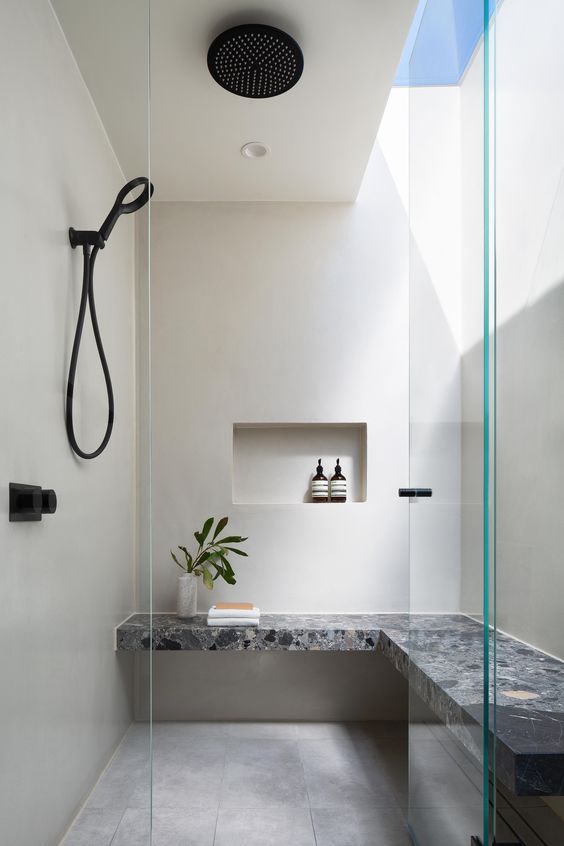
[406,85,463,613]
[493,0,564,658]
[0,2,140,844]
[459,26,487,620]
[149,142,411,616]
[143,95,467,716]
[144,134,411,720]
[137,651,408,722]
[460,0,564,659]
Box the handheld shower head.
[66,175,154,460]
[98,176,154,243]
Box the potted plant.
[171,516,248,618]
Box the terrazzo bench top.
[116,611,564,797]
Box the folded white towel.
[206,617,259,627]
[208,606,260,620]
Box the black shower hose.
[65,244,114,459]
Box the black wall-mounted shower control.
[9,483,57,522]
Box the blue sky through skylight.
[394,0,499,86]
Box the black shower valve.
[41,488,57,515]
[9,483,57,522]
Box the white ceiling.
[53,0,416,202]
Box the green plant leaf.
[170,550,186,571]
[216,535,247,545]
[222,546,248,557]
[221,571,237,585]
[217,555,236,585]
[194,551,213,571]
[212,516,229,541]
[181,547,194,566]
[200,517,214,545]
[202,568,214,590]
[177,546,193,572]
[194,532,203,546]
[207,551,222,562]
[218,555,235,579]
[207,556,224,577]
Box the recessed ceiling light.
[241,142,270,159]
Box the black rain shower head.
[99,176,154,243]
[207,23,304,99]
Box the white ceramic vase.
[177,573,197,618]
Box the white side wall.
[407,85,463,613]
[493,0,564,659]
[0,3,138,844]
[459,24,486,620]
[460,0,564,659]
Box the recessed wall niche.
[232,423,367,505]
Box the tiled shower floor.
[62,719,564,846]
[62,721,413,846]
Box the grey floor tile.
[295,722,357,741]
[347,721,408,740]
[296,721,407,743]
[353,732,408,766]
[118,728,152,762]
[152,734,227,763]
[111,807,217,846]
[224,722,298,739]
[82,726,152,812]
[408,723,437,741]
[109,809,151,846]
[152,722,227,743]
[220,739,308,808]
[407,746,482,810]
[88,758,151,812]
[311,806,411,846]
[421,733,482,793]
[71,720,512,846]
[364,743,408,802]
[214,807,315,846]
[62,808,124,846]
[141,738,226,810]
[407,806,484,846]
[299,738,398,809]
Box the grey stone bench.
[116,611,564,797]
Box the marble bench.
[115,611,564,797]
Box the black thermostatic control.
[9,483,57,522]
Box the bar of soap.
[215,602,254,611]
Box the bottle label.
[330,480,347,500]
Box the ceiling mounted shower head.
[207,23,304,99]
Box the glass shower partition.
[407,1,493,844]
[493,0,564,840]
